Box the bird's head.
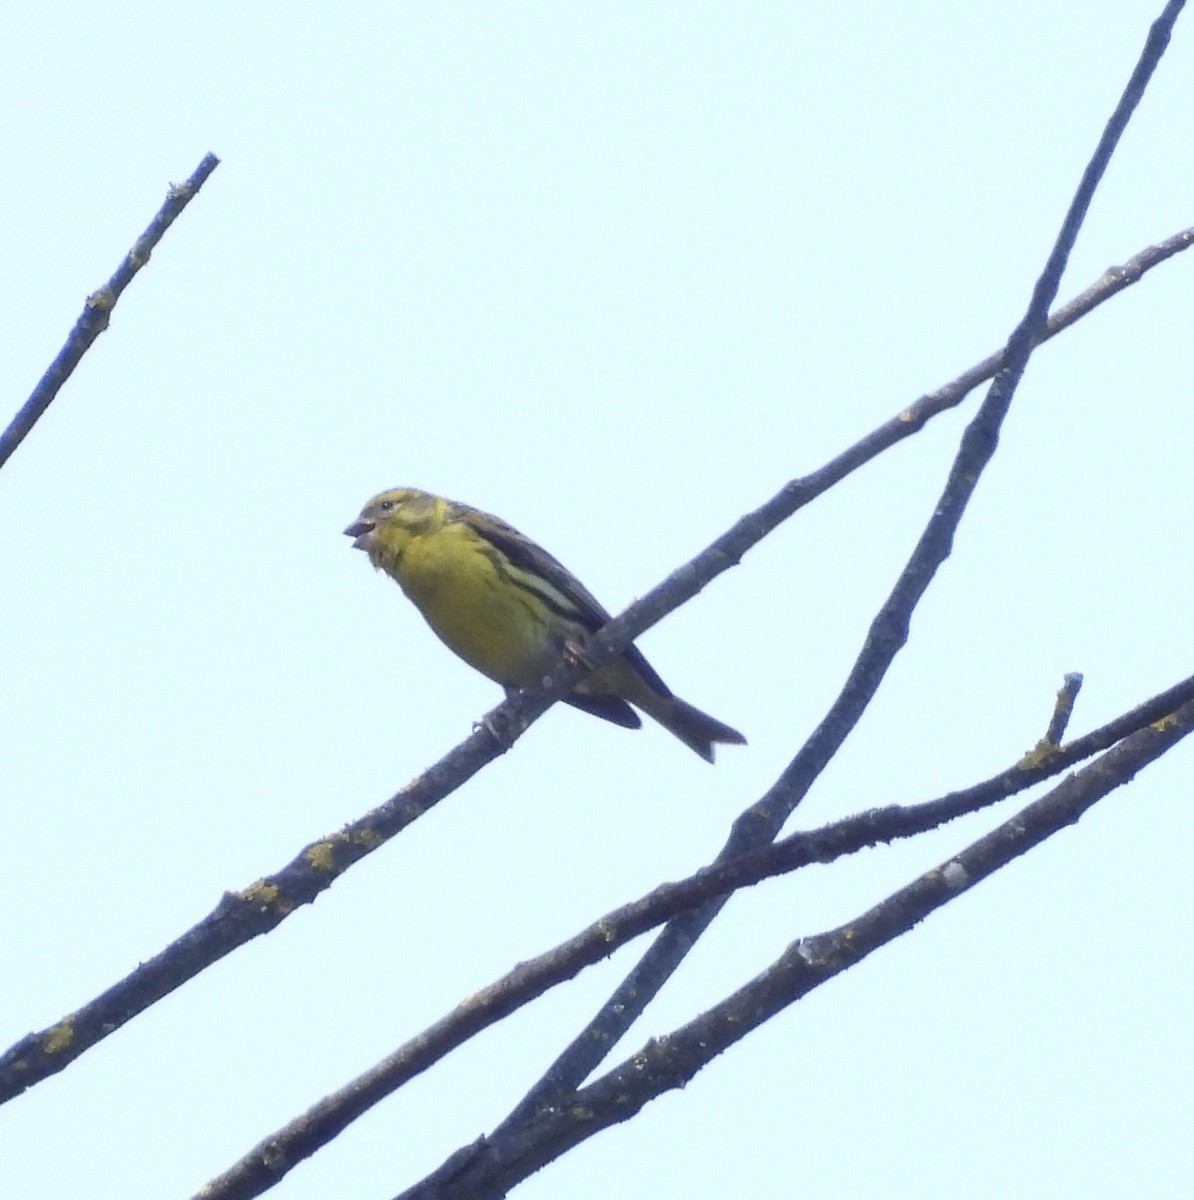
[344,487,438,563]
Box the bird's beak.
[343,519,375,550]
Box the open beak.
[343,519,375,550]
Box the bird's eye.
[380,500,394,511]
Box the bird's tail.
[650,695,747,764]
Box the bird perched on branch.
[344,487,746,762]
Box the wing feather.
[456,503,674,700]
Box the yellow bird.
[344,488,746,762]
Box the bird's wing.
[458,504,674,700]
[564,693,644,729]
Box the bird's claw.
[562,639,594,670]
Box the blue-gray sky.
[2,4,1192,1197]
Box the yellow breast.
[394,521,556,687]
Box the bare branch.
[0,153,220,471]
[401,695,1194,1200]
[191,666,1194,1200]
[2,207,1186,1104]
[489,0,1186,1147]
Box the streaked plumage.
[344,487,746,762]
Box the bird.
[344,487,746,762]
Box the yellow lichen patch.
[898,408,917,423]
[1017,738,1061,770]
[238,880,280,905]
[238,880,296,914]
[43,1020,75,1054]
[352,827,383,850]
[1151,713,1180,733]
[305,841,338,871]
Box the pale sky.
[2,4,1193,1198]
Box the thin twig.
[1046,673,1085,749]
[0,153,221,471]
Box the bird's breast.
[395,524,556,688]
